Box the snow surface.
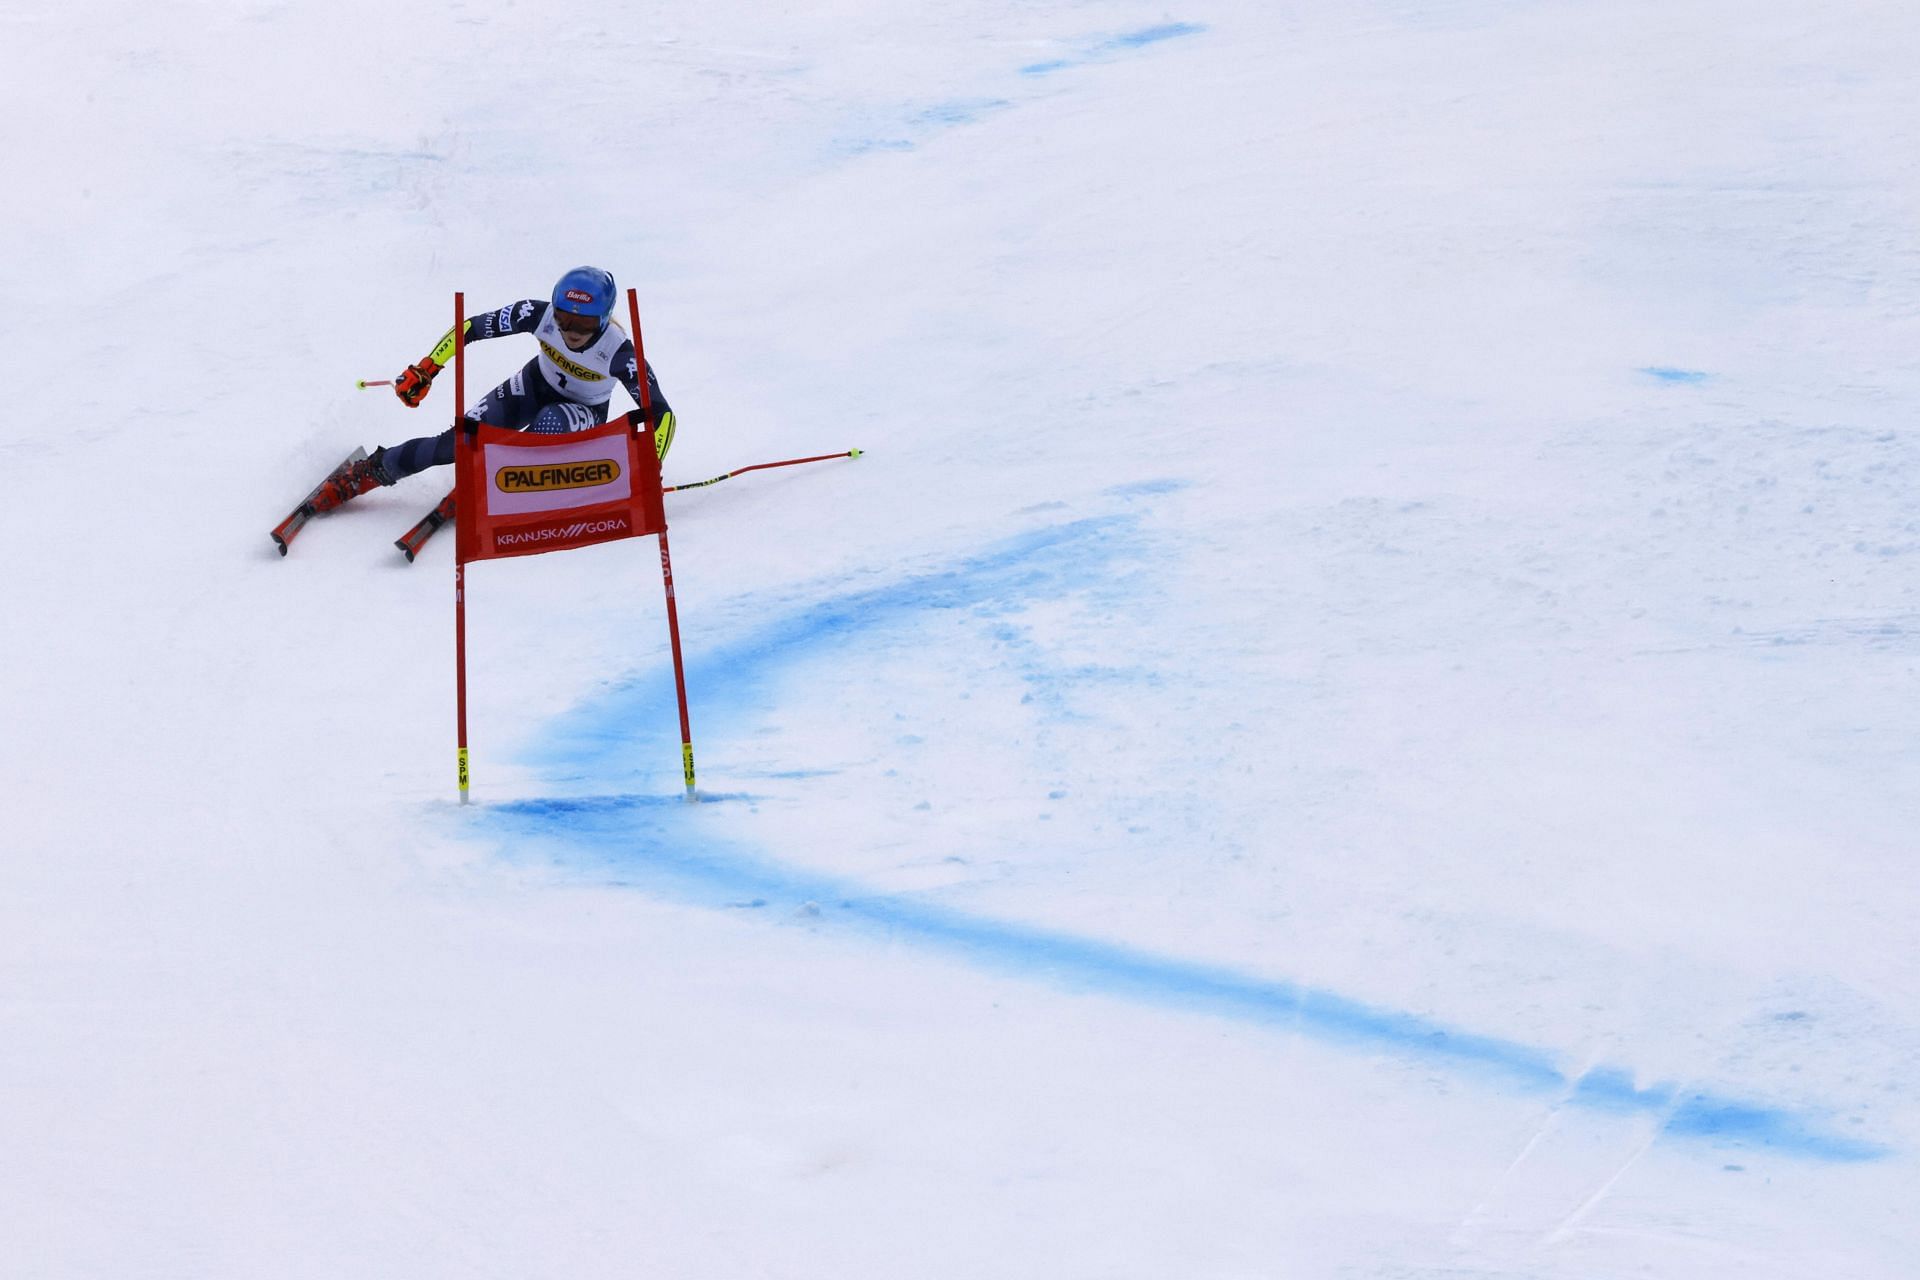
[4,0,1919,1275]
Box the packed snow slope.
[4,1,1919,1276]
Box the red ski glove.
[394,358,441,408]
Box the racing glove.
[394,358,441,408]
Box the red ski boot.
[309,447,395,513]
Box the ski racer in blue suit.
[311,267,675,512]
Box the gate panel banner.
[455,416,666,562]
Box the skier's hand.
[394,358,441,408]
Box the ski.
[270,447,367,556]
[395,489,457,562]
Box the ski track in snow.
[475,500,1888,1167]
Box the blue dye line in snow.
[521,512,1152,776]
[481,794,1887,1164]
[838,23,1207,153]
[1106,477,1189,498]
[1641,366,1709,383]
[1022,22,1208,75]
[835,96,1013,153]
[497,504,1885,1164]
[912,98,1013,127]
[838,137,915,156]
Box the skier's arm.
[394,301,548,408]
[615,341,676,458]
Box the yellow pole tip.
[849,448,864,459]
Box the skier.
[310,266,675,512]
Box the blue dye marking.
[1105,22,1207,49]
[838,137,915,157]
[1641,366,1709,383]
[1666,1096,1877,1157]
[912,99,1011,127]
[494,506,1885,1165]
[523,514,1150,777]
[1573,1065,1676,1111]
[478,795,1886,1163]
[1022,22,1208,75]
[1105,477,1189,498]
[847,22,1205,160]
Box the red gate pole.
[627,288,697,799]
[453,290,471,803]
[658,527,696,799]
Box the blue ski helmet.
[552,266,616,320]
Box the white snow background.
[3,0,1918,1276]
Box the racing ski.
[269,447,367,556]
[395,489,457,562]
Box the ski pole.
[391,450,864,562]
[356,378,394,389]
[664,448,863,494]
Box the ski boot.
[310,447,396,513]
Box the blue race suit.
[383,299,671,479]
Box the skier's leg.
[467,366,543,432]
[380,431,453,480]
[363,368,547,488]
